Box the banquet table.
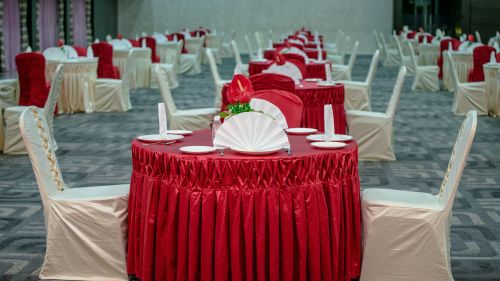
[46,58,98,114]
[248,60,328,80]
[112,47,152,88]
[264,48,327,61]
[443,51,473,91]
[418,44,440,65]
[127,130,361,281]
[484,63,500,116]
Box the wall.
[117,0,393,54]
[93,0,118,41]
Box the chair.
[231,40,249,75]
[438,38,460,78]
[207,49,231,110]
[179,37,204,75]
[220,29,236,58]
[447,52,487,115]
[327,35,350,65]
[19,106,129,280]
[156,64,216,130]
[167,33,187,53]
[15,53,50,107]
[360,110,478,281]
[139,36,161,63]
[408,43,439,91]
[468,45,496,82]
[340,50,380,111]
[262,62,303,84]
[418,34,433,43]
[395,35,417,74]
[475,30,482,43]
[205,34,222,64]
[3,64,63,154]
[373,31,385,60]
[250,73,296,93]
[92,42,121,79]
[250,89,303,128]
[380,33,400,66]
[244,35,258,60]
[254,31,267,50]
[346,66,406,161]
[150,41,181,89]
[332,41,359,81]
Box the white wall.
[118,0,393,54]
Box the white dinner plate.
[179,146,216,154]
[304,78,322,82]
[137,134,184,143]
[285,128,318,135]
[311,141,346,149]
[231,147,282,155]
[166,130,192,136]
[306,134,353,142]
[317,81,338,87]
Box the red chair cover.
[281,53,306,64]
[284,59,307,78]
[167,33,187,53]
[15,53,50,107]
[497,53,500,63]
[407,31,417,39]
[418,34,434,43]
[73,46,87,57]
[438,38,460,78]
[92,42,121,79]
[468,45,496,82]
[129,39,140,47]
[250,89,303,128]
[249,73,296,93]
[139,37,161,63]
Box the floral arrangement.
[220,74,254,118]
[57,39,67,57]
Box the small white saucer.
[311,141,346,149]
[179,146,216,154]
[137,134,184,143]
[306,134,353,142]
[285,128,318,135]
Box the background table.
[128,130,361,281]
[418,44,439,65]
[46,58,98,114]
[248,60,328,80]
[484,63,500,116]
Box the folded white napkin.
[94,38,100,43]
[324,104,335,140]
[106,35,112,42]
[491,51,497,63]
[142,39,147,48]
[325,63,332,82]
[448,42,452,51]
[257,48,263,60]
[86,46,93,58]
[314,31,319,43]
[158,103,168,135]
[494,41,500,52]
[25,46,32,53]
[317,44,323,61]
[424,36,428,45]
[135,35,139,40]
[268,39,273,49]
[173,34,178,42]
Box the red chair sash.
[92,42,120,79]
[15,52,50,107]
[468,45,496,82]
[250,89,303,128]
[139,37,160,63]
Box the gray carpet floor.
[1,55,500,281]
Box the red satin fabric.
[282,53,306,63]
[438,38,460,78]
[250,73,296,93]
[167,33,188,53]
[264,49,327,61]
[468,45,496,82]
[406,31,417,39]
[250,89,304,127]
[73,46,87,57]
[248,60,327,79]
[92,42,121,79]
[417,34,433,43]
[15,53,50,107]
[127,131,361,281]
[497,53,500,63]
[129,39,141,47]
[139,37,161,63]
[249,61,273,76]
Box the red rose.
[468,34,475,42]
[227,74,253,104]
[57,39,65,47]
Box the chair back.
[365,50,380,85]
[122,49,139,89]
[438,110,477,213]
[45,64,64,140]
[168,33,187,53]
[263,62,303,83]
[373,31,382,49]
[254,31,265,50]
[185,37,204,54]
[92,42,120,79]
[475,31,482,43]
[385,66,406,118]
[231,40,244,65]
[408,42,419,71]
[394,35,405,63]
[380,33,390,53]
[347,41,359,69]
[206,34,221,49]
[244,35,255,57]
[438,38,460,78]
[128,39,140,47]
[469,45,496,82]
[250,73,296,93]
[250,89,303,128]
[155,64,177,116]
[19,107,67,217]
[43,47,66,60]
[418,34,433,43]
[139,36,160,63]
[207,49,222,84]
[447,52,461,89]
[15,52,49,107]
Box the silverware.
[283,147,292,155]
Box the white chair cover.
[19,106,129,280]
[360,110,478,281]
[380,33,400,66]
[231,40,249,76]
[394,36,416,74]
[180,37,204,75]
[244,35,257,60]
[409,42,439,91]
[205,34,222,64]
[262,62,303,84]
[346,67,406,161]
[332,41,359,81]
[207,49,231,109]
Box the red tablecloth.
[127,130,361,281]
[248,60,328,80]
[220,81,346,134]
[264,48,327,60]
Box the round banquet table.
[484,63,500,116]
[248,60,328,80]
[127,130,361,281]
[443,50,473,91]
[46,58,98,114]
[264,48,327,61]
[112,47,152,88]
[220,81,346,134]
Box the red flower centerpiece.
[57,39,65,47]
[117,34,123,40]
[221,74,254,118]
[468,34,475,43]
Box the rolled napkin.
[448,41,452,51]
[268,39,273,49]
[257,48,263,60]
[324,104,335,140]
[158,103,168,136]
[87,46,93,58]
[106,35,112,42]
[325,63,332,82]
[165,29,169,35]
[173,34,178,42]
[314,30,319,43]
[491,51,497,64]
[142,39,147,48]
[94,38,100,43]
[317,44,323,61]
[25,46,32,52]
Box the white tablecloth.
[443,51,473,91]
[46,58,98,114]
[112,48,152,88]
[484,63,500,116]
[418,44,439,65]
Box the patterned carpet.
[1,54,500,281]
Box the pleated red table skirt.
[248,60,328,80]
[127,131,361,281]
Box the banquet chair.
[250,73,296,93]
[150,42,181,89]
[19,106,129,280]
[156,65,216,130]
[408,43,439,91]
[231,40,249,75]
[325,30,343,53]
[179,37,204,75]
[346,66,406,161]
[250,89,303,127]
[43,47,67,61]
[254,31,267,50]
[475,31,482,43]
[205,34,222,64]
[339,50,380,111]
[360,110,478,281]
[207,49,231,110]
[373,31,385,60]
[0,79,20,108]
[395,36,416,75]
[380,33,399,67]
[244,35,258,60]
[468,45,496,82]
[327,35,350,65]
[447,52,487,116]
[262,61,303,84]
[332,41,359,81]
[438,38,460,78]
[139,36,161,63]
[3,64,63,154]
[92,42,121,79]
[220,29,236,58]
